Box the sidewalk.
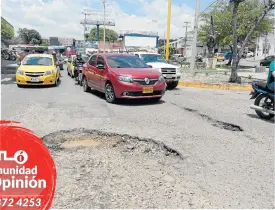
[178,70,267,91]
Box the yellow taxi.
[214,53,225,61]
[16,54,60,87]
[67,55,76,78]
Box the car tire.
[83,76,90,92]
[167,81,179,90]
[151,97,162,102]
[17,84,23,88]
[105,82,117,103]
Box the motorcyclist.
[73,52,85,78]
[267,60,275,92]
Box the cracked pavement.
[1,68,274,208]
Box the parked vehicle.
[1,49,10,60]
[246,51,254,57]
[16,54,60,87]
[260,55,275,67]
[214,53,225,61]
[133,52,181,89]
[250,82,274,120]
[82,53,166,103]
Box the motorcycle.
[75,64,83,86]
[249,81,274,120]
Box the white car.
[247,51,254,57]
[133,52,181,89]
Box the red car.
[82,53,166,103]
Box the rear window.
[23,57,53,66]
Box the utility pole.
[190,0,200,71]
[82,10,91,53]
[102,0,106,53]
[183,22,191,58]
[165,0,172,60]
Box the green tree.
[87,27,118,42]
[158,46,177,55]
[1,18,14,39]
[198,0,274,82]
[40,40,49,46]
[18,28,42,45]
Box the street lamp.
[102,0,106,53]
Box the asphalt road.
[1,68,274,208]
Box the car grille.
[161,68,176,74]
[127,90,164,96]
[25,72,45,77]
[133,79,158,86]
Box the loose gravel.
[43,129,212,209]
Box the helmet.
[76,52,81,59]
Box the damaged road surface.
[44,129,211,209]
[2,70,274,208]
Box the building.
[158,38,177,47]
[169,37,204,57]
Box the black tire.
[11,56,16,61]
[17,84,23,88]
[167,81,179,90]
[151,97,162,102]
[254,94,274,120]
[105,82,117,103]
[82,76,90,92]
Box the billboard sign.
[85,41,98,48]
[58,37,74,46]
[124,36,157,48]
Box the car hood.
[19,65,54,72]
[111,68,161,78]
[146,62,179,69]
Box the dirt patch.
[61,139,101,148]
[42,129,212,209]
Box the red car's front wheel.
[105,83,117,103]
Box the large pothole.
[43,129,212,209]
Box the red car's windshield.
[106,55,149,68]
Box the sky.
[1,0,215,40]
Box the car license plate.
[165,75,173,79]
[143,87,153,94]
[30,77,39,82]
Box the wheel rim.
[105,84,114,101]
[258,96,273,116]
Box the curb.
[178,81,252,91]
